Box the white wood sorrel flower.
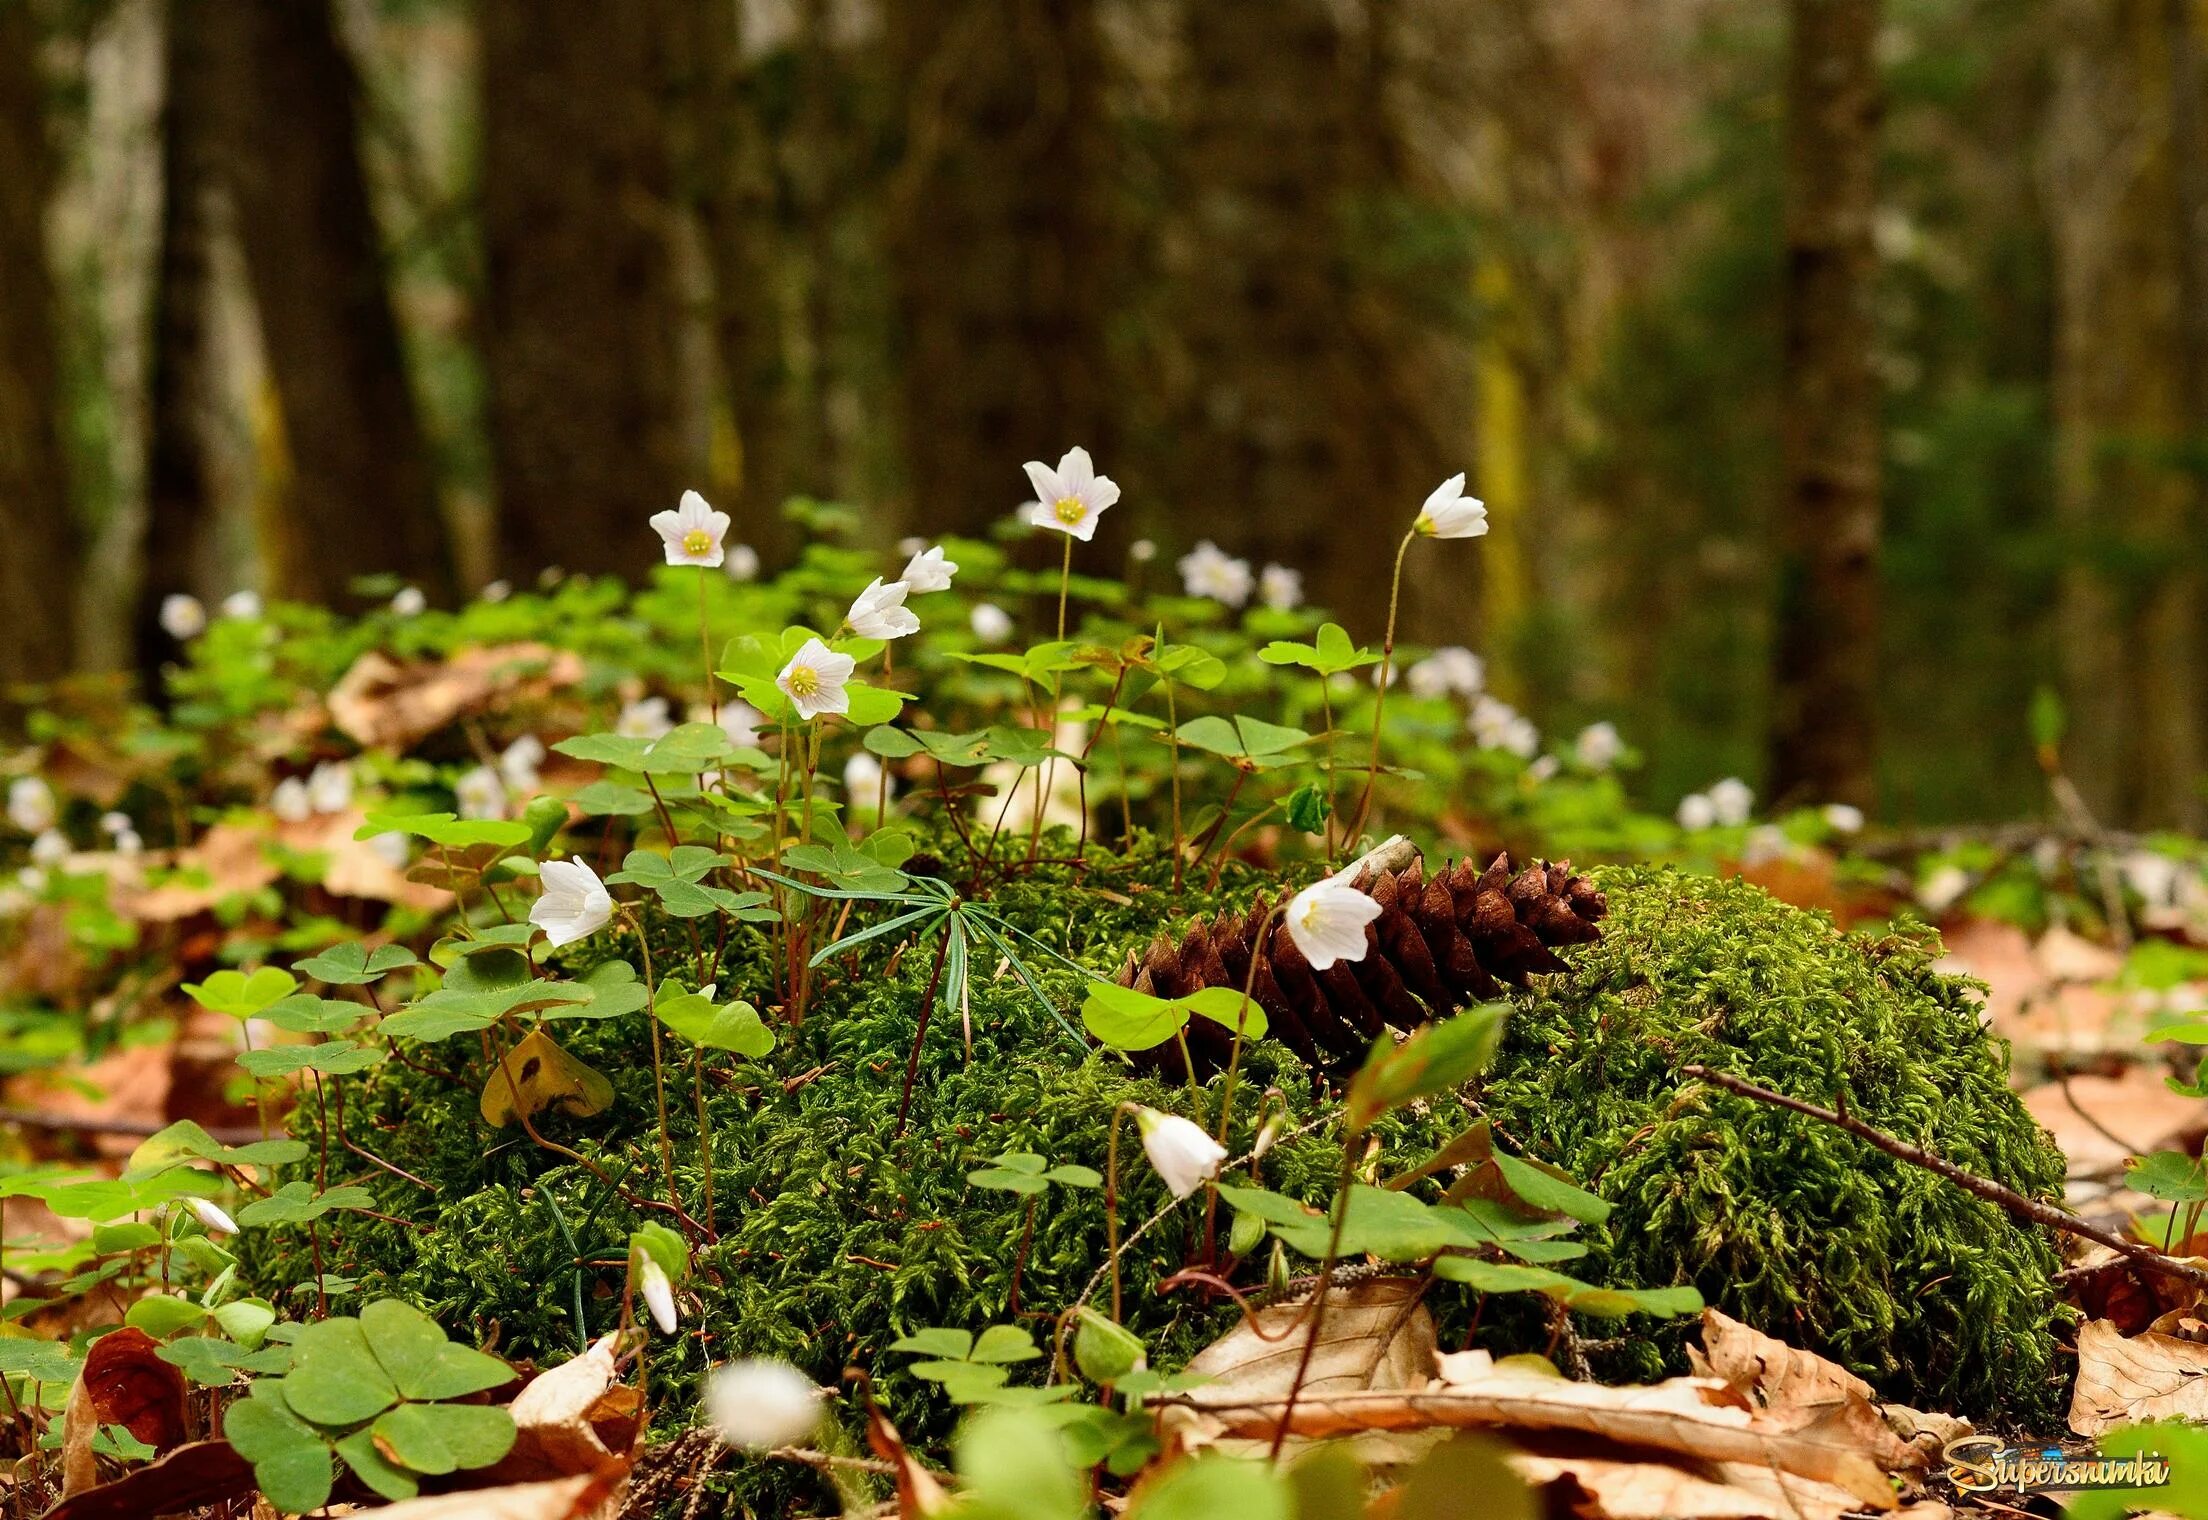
[184,1197,238,1236]
[1284,867,1383,972]
[898,544,958,593]
[845,577,919,640]
[1023,446,1119,541]
[707,1358,823,1450]
[638,1255,678,1334]
[1413,472,1488,539]
[531,857,613,947]
[159,594,206,640]
[650,489,731,569]
[776,638,855,721]
[1133,1107,1227,1200]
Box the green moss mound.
[253,847,2066,1514]
[1481,865,2068,1419]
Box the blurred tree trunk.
[202,0,453,608]
[0,0,77,695]
[2046,0,2204,828]
[684,0,790,551]
[882,0,1111,538]
[482,0,683,581]
[136,0,219,676]
[1768,0,1883,811]
[1168,0,1457,634]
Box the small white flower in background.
[112,829,143,858]
[15,867,46,894]
[1741,825,1791,867]
[531,857,614,948]
[183,1197,238,1237]
[845,577,920,640]
[897,535,927,557]
[970,602,1014,644]
[616,696,675,741]
[706,1358,824,1451]
[500,735,546,794]
[638,1255,679,1334]
[776,638,855,722]
[650,489,731,569]
[8,777,55,834]
[898,545,958,594]
[692,702,762,750]
[1258,563,1303,611]
[271,777,313,824]
[1822,802,1865,835]
[1133,1107,1228,1200]
[455,765,508,821]
[724,544,760,581]
[307,762,354,816]
[1917,864,1972,915]
[1129,538,1157,563]
[843,752,891,804]
[1285,868,1383,971]
[99,811,131,838]
[390,586,426,617]
[1527,754,1560,782]
[221,590,262,619]
[159,594,207,640]
[1407,647,1483,700]
[1177,541,1254,607]
[29,830,68,868]
[1413,473,1488,539]
[1574,722,1624,771]
[1469,696,1537,757]
[367,832,410,871]
[1368,660,1394,691]
[1022,446,1120,541]
[1707,777,1754,828]
[1675,792,1716,831]
[480,579,512,604]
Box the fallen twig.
[1680,1064,2208,1292]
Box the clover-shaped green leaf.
[181,967,298,1019]
[294,942,418,986]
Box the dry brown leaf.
[481,1030,616,1128]
[1505,1434,1872,1520]
[2069,1317,2208,1434]
[1175,1356,1908,1509]
[62,1326,187,1494]
[2062,1244,2208,1336]
[326,643,583,751]
[38,1439,255,1519]
[1879,1403,1972,1464]
[296,808,452,910]
[867,1398,951,1516]
[1180,1279,1436,1408]
[115,822,282,923]
[1686,1309,1876,1413]
[2020,1069,2207,1176]
[488,1334,642,1485]
[341,1470,621,1520]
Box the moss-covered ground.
[245,842,2070,1512]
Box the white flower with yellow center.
[159,594,207,640]
[1022,447,1119,542]
[649,489,732,569]
[1413,473,1488,539]
[1177,541,1254,606]
[776,638,855,722]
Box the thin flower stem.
[1319,687,1338,862]
[1166,681,1185,892]
[1105,1103,1133,1323]
[693,1045,716,1242]
[1271,1139,1362,1459]
[697,566,717,724]
[627,913,680,1213]
[1056,535,1073,641]
[1348,528,1418,847]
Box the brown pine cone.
[1115,851,1605,1080]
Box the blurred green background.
[0,0,2202,830]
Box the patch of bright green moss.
[1482,865,2068,1420]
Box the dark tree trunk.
[1769,0,1883,810]
[481,0,684,582]
[201,0,452,608]
[1168,0,1457,631]
[0,0,76,696]
[137,0,221,678]
[882,0,1112,539]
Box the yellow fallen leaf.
[480,1029,615,1128]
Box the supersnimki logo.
[1943,1436,2171,1496]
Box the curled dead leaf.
[62,1327,187,1495]
[2069,1317,2208,1435]
[489,1333,643,1484]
